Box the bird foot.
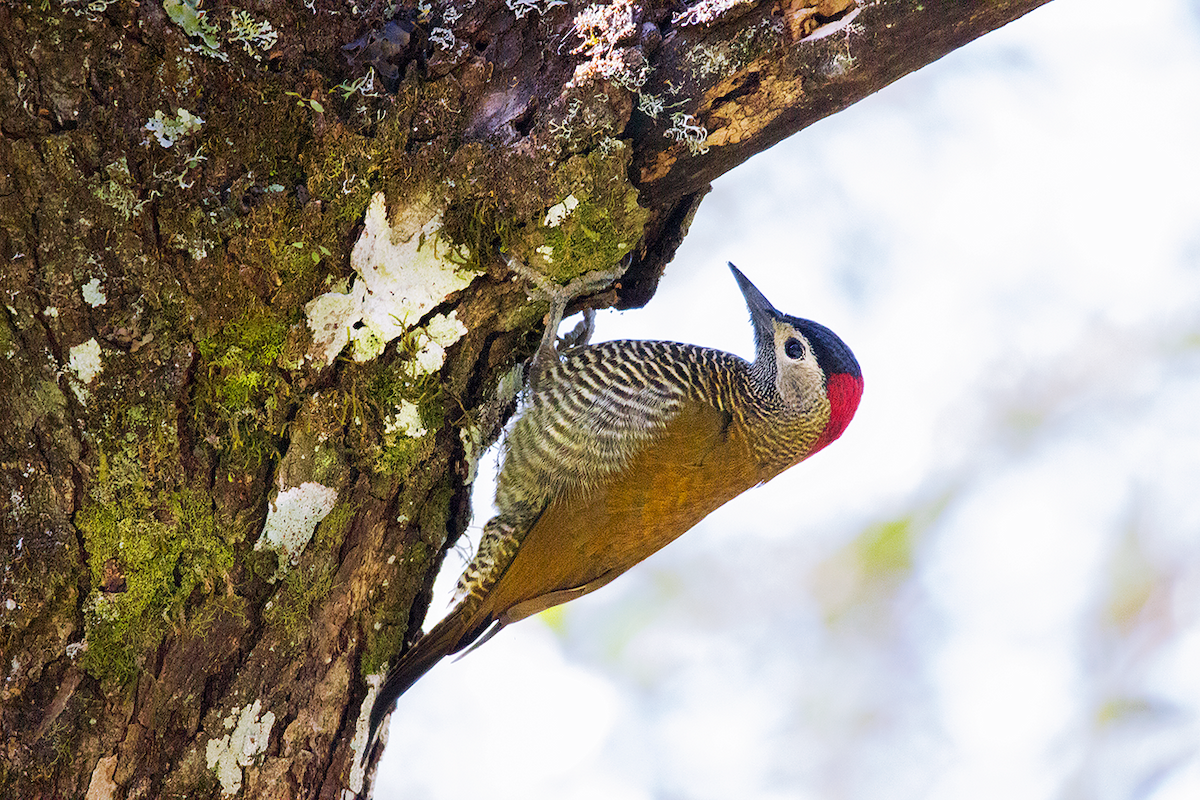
[506,255,628,390]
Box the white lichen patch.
[666,112,711,155]
[81,277,107,307]
[505,0,566,20]
[205,700,276,796]
[543,194,580,227]
[687,42,733,80]
[568,0,643,89]
[429,26,460,52]
[424,310,467,350]
[806,6,863,40]
[68,338,103,401]
[408,311,468,376]
[254,482,338,578]
[304,282,365,366]
[673,0,753,27]
[228,9,278,60]
[347,670,385,794]
[384,400,427,438]
[304,192,479,367]
[144,108,204,148]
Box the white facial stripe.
[772,322,825,408]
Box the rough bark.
[0,0,1048,796]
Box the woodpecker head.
[730,263,863,455]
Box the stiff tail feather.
[365,605,496,751]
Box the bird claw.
[506,254,628,390]
[557,309,596,351]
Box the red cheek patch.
[807,372,864,457]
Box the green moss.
[77,486,234,683]
[358,540,432,678]
[518,146,649,282]
[259,496,356,646]
[340,353,446,479]
[194,312,290,465]
[361,621,404,677]
[359,627,395,677]
[359,476,458,677]
[377,332,443,406]
[300,100,418,232]
[302,127,382,229]
[77,391,242,685]
[314,498,356,549]
[187,594,248,640]
[439,198,508,273]
[262,562,334,649]
[370,437,421,481]
[223,196,337,311]
[419,479,455,532]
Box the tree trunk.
[0,0,1048,796]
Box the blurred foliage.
[812,497,948,627]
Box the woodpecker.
[367,263,863,747]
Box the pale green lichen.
[68,338,102,401]
[429,27,463,54]
[567,0,638,88]
[205,700,276,795]
[94,157,149,220]
[81,277,106,307]
[304,193,479,367]
[228,9,278,60]
[547,96,619,149]
[254,482,339,580]
[543,194,580,227]
[687,42,733,80]
[637,92,664,119]
[673,0,752,26]
[505,0,566,20]
[62,0,118,19]
[404,311,467,376]
[144,108,205,149]
[384,400,427,438]
[665,112,710,155]
[163,0,227,60]
[333,69,384,101]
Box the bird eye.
[784,337,805,360]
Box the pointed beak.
[729,262,779,352]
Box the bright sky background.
[378,1,1200,797]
